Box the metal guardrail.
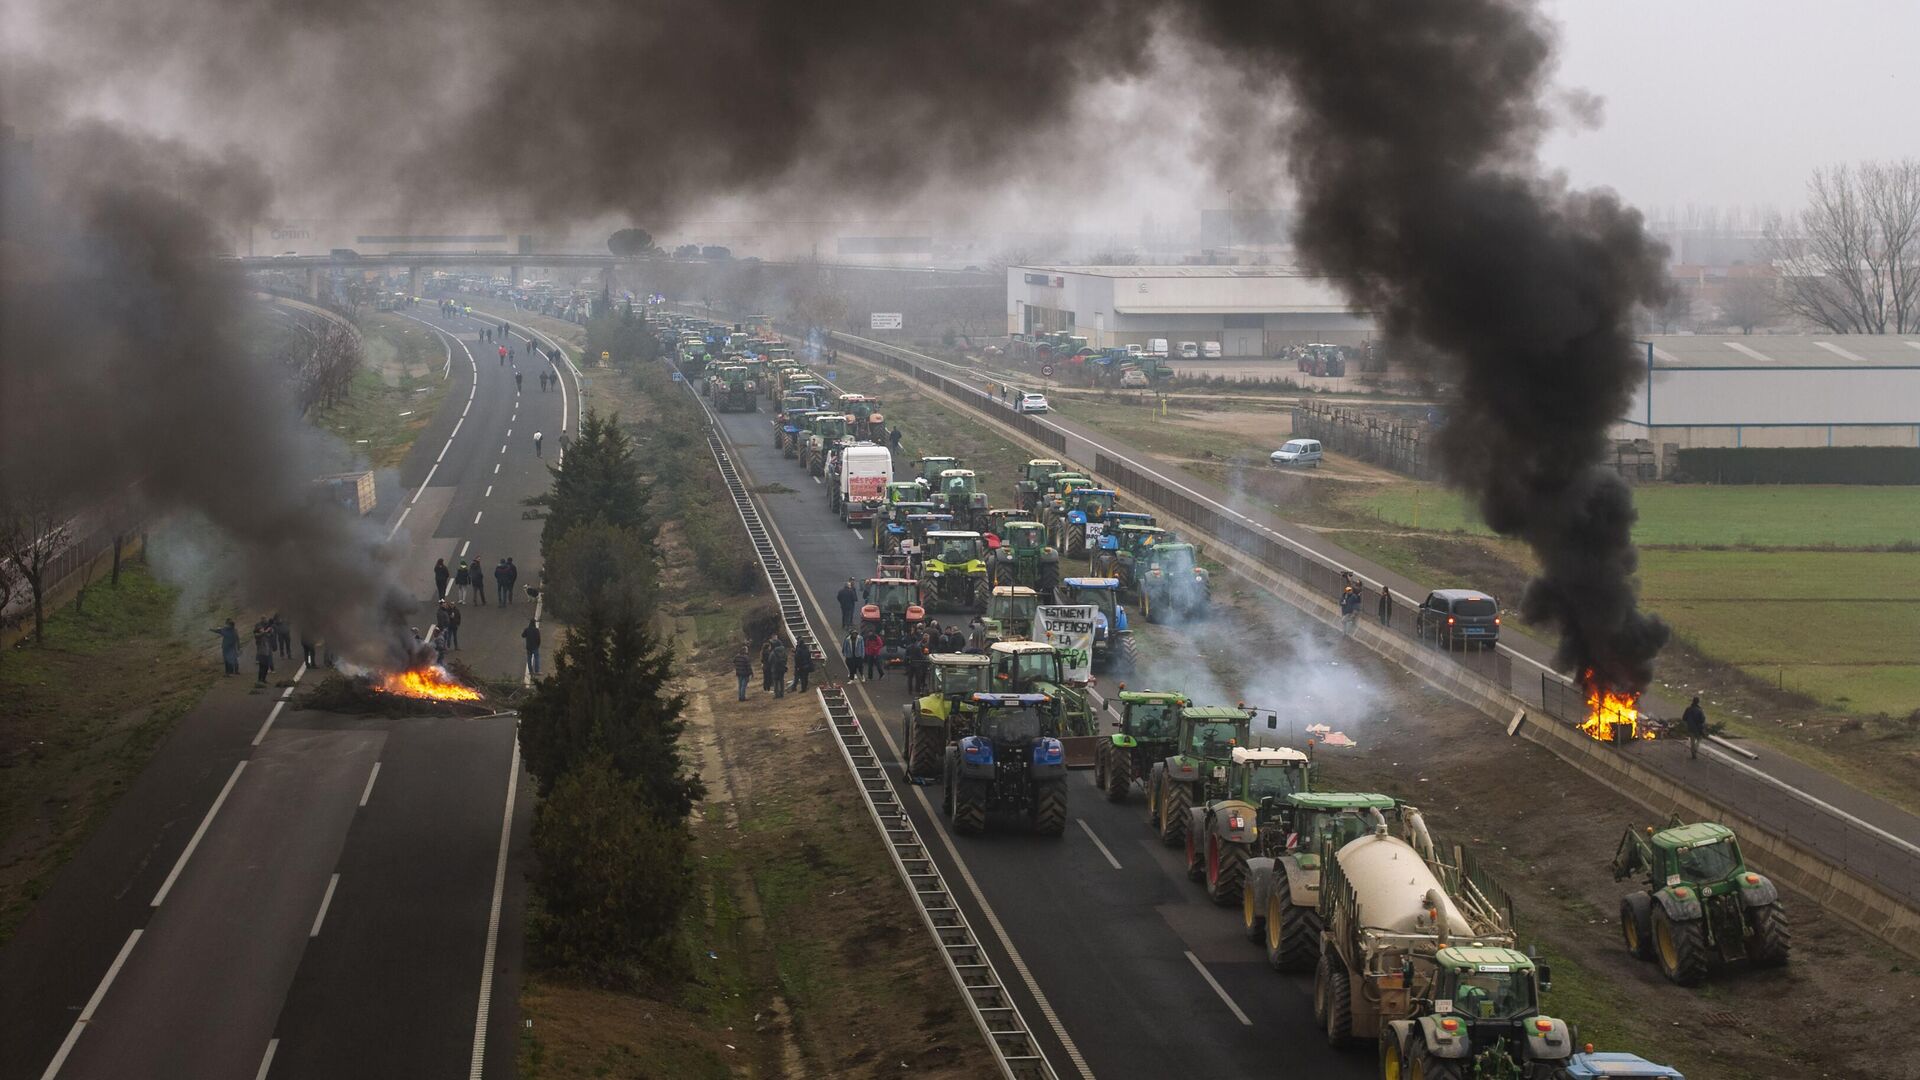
[685,378,1057,1080]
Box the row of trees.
[518,410,704,983]
[1766,159,1920,334]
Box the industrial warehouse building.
[1616,335,1920,448]
[1005,265,1372,357]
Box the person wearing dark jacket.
[454,559,471,604]
[732,647,753,701]
[522,619,542,675]
[1339,586,1362,635]
[768,641,789,698]
[434,558,451,601]
[495,560,511,605]
[1377,584,1393,626]
[272,613,291,659]
[836,580,858,630]
[471,553,488,605]
[789,640,815,692]
[761,638,777,691]
[1682,696,1708,760]
[506,558,519,602]
[212,619,241,675]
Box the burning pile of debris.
[1580,669,1653,744]
[298,660,491,717]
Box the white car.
[1202,341,1223,358]
[1269,438,1323,467]
[1177,341,1200,359]
[1124,344,1145,358]
[1017,392,1051,413]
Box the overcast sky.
[1538,0,1920,219]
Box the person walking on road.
[1339,586,1362,635]
[837,579,858,631]
[445,601,462,650]
[514,370,523,392]
[506,558,519,603]
[272,613,291,659]
[499,344,508,365]
[789,638,815,693]
[522,618,542,675]
[533,431,544,458]
[454,559,471,604]
[863,629,885,681]
[1683,696,1708,760]
[212,618,241,675]
[300,632,318,668]
[1377,584,1393,626]
[471,553,489,606]
[841,626,864,680]
[494,559,511,605]
[252,621,274,685]
[434,557,451,601]
[733,647,753,701]
[768,640,789,699]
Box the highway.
[0,303,573,1080]
[702,392,1371,1079]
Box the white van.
[1146,338,1169,358]
[836,444,893,523]
[1201,341,1223,359]
[1177,341,1200,359]
[1269,439,1323,467]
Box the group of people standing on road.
[211,612,323,685]
[1336,572,1394,636]
[434,555,522,607]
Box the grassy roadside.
[516,356,989,1080]
[0,561,214,946]
[311,315,451,470]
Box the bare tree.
[1766,160,1920,333]
[1652,284,1695,333]
[1719,275,1778,334]
[0,476,75,645]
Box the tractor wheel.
[1184,828,1205,882]
[1243,880,1265,943]
[1316,952,1353,1047]
[952,779,988,836]
[1106,747,1133,802]
[1378,1036,1409,1080]
[829,488,841,515]
[992,563,1011,586]
[1159,779,1191,848]
[1140,588,1155,624]
[1652,905,1710,986]
[1031,778,1067,837]
[1207,838,1248,906]
[1145,768,1160,827]
[1414,1047,1466,1080]
[908,722,944,780]
[1091,743,1107,788]
[1620,894,1654,961]
[1039,561,1058,592]
[1749,902,1792,967]
[1066,523,1085,557]
[1267,892,1321,973]
[1116,632,1139,674]
[972,576,991,612]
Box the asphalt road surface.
[706,394,1372,1080]
[0,302,570,1080]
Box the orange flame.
[376,666,484,702]
[1580,669,1649,742]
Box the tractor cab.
[902,653,994,778]
[1099,511,1157,538]
[1114,689,1186,746]
[1224,746,1312,815]
[1172,705,1254,801]
[986,520,1060,591]
[1015,458,1067,510]
[1053,576,1133,671]
[839,393,886,438]
[913,456,961,486]
[922,531,989,612]
[1139,541,1211,623]
[937,469,988,528]
[989,640,1065,692]
[982,586,1040,644]
[1098,524,1173,588]
[1284,792,1396,860]
[1611,818,1785,984]
[861,577,926,663]
[926,530,984,569]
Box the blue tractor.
[1055,577,1137,674]
[941,693,1069,836]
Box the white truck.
[834,444,893,525]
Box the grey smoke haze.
[5,0,1670,686]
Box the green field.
[1351,483,1920,548]
[311,317,449,469]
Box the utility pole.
[1226,188,1233,263]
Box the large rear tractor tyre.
[1140,588,1157,625]
[907,722,944,780]
[1243,881,1266,943]
[1066,523,1085,558]
[1416,1048,1466,1080]
[1208,838,1248,906]
[1106,747,1133,802]
[972,576,991,612]
[1750,902,1792,968]
[1185,829,1205,882]
[1159,779,1191,848]
[1653,906,1710,987]
[952,779,988,836]
[1267,892,1321,972]
[1115,632,1139,674]
[1621,894,1654,961]
[1031,778,1067,837]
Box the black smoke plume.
[1182,0,1673,693]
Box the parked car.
[1415,589,1502,649]
[1119,368,1150,388]
[1268,438,1323,467]
[1201,341,1222,358]
[1177,341,1200,359]
[1124,344,1145,358]
[1017,392,1051,414]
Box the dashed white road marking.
[484,485,492,498]
[467,739,522,1080]
[472,511,483,525]
[359,762,381,807]
[1077,819,1122,869]
[254,1039,279,1080]
[1185,951,1252,1026]
[308,873,340,938]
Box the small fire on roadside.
[375,666,484,702]
[1580,669,1650,742]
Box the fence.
[1291,402,1434,478]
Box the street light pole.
[1226,188,1233,263]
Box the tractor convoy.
[658,315,1697,1079]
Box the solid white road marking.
[252,702,286,747]
[38,929,143,1080]
[409,463,439,506]
[468,739,522,1080]
[151,762,246,906]
[254,1039,279,1080]
[360,762,381,807]
[1650,346,1682,364]
[1076,819,1122,870]
[1703,744,1920,859]
[1185,951,1252,1026]
[386,506,412,540]
[309,873,340,938]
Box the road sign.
[601,351,610,362]
[671,371,684,382]
[1041,363,1054,377]
[826,370,837,380]
[870,312,903,330]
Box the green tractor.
[1092,688,1186,803]
[922,530,990,612]
[1612,819,1789,986]
[1145,705,1253,847]
[1242,792,1398,972]
[901,653,990,779]
[1042,486,1118,559]
[1138,541,1211,623]
[935,469,990,532]
[875,502,941,555]
[941,692,1069,836]
[985,519,1060,591]
[981,585,1040,644]
[912,455,962,494]
[988,640,1097,764]
[799,412,850,476]
[1379,946,1576,1080]
[1014,459,1066,513]
[1182,746,1313,906]
[712,364,757,412]
[1095,523,1173,594]
[1054,577,1137,673]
